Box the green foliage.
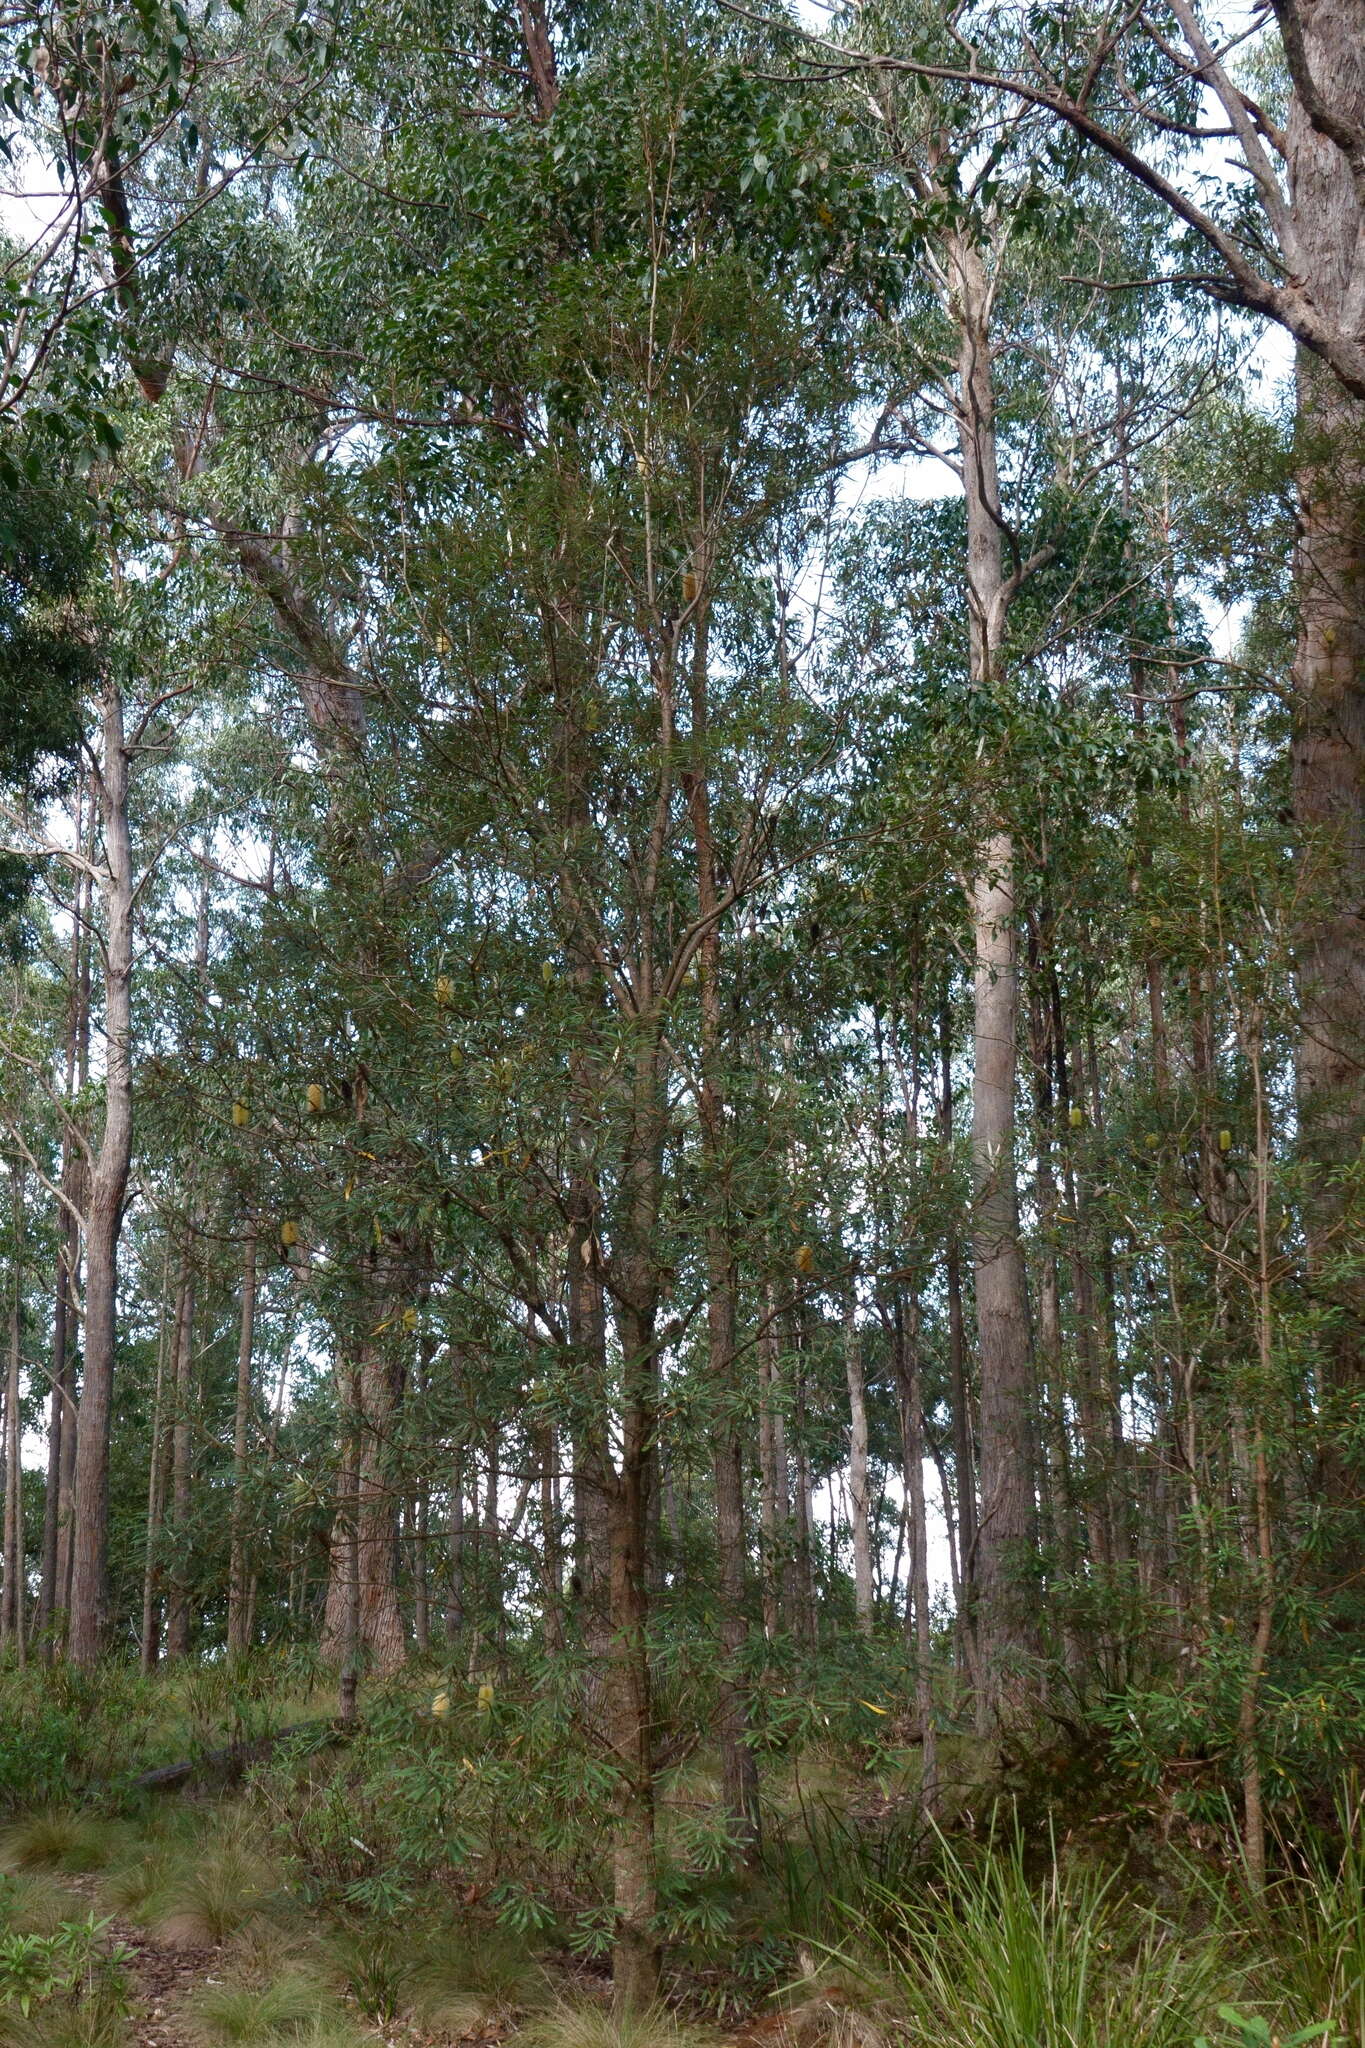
[0,1670,158,1820]
[848,1828,1237,2047]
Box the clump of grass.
[100,1845,184,1922]
[319,1922,413,2026]
[766,1961,894,2048]
[149,1843,281,1948]
[1221,1789,1365,2045]
[410,1922,549,2031]
[857,1830,1234,2048]
[220,1917,325,1984]
[515,2001,716,2048]
[266,2023,365,2048]
[0,1816,121,1877]
[184,1973,336,2048]
[0,1989,130,2048]
[0,1876,86,1937]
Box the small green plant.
[321,1922,411,2025]
[0,1917,131,2019]
[1194,2010,1333,2047]
[409,1919,548,2027]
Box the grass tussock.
[409,1922,550,2028]
[183,1973,339,2048]
[0,1816,122,1878]
[150,1844,280,1949]
[0,1875,87,1937]
[861,1831,1235,2048]
[514,2001,718,2048]
[102,1811,284,1950]
[0,1994,130,2048]
[320,1912,545,2029]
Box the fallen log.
[132,1718,344,1793]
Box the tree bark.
[67,683,134,1668]
[1287,5,1365,1490]
[948,237,1039,1721]
[896,1295,937,1814]
[139,1245,174,1674]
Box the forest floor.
[63,1875,216,2048]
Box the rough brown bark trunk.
[68,683,134,1667]
[323,1321,406,1675]
[1288,148,1365,1498]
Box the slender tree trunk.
[539,1424,563,1654]
[446,1444,466,1644]
[843,1293,875,1634]
[684,571,758,1842]
[950,239,1038,1719]
[896,1295,937,1814]
[68,683,134,1668]
[163,1246,196,1659]
[40,828,87,1653]
[139,1244,174,1674]
[601,1030,667,2013]
[792,1334,817,1645]
[757,1298,787,1639]
[227,1221,258,1658]
[2,1169,25,1661]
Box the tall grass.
[1247,1789,1365,2044]
[842,1829,1236,2048]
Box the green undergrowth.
[0,1660,1361,2046]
